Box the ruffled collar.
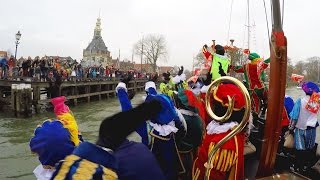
[33,164,54,180]
[206,121,238,135]
[179,109,197,116]
[149,121,178,136]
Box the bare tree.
[134,34,168,72]
[184,69,192,79]
[193,49,206,68]
[304,57,320,82]
[294,60,304,75]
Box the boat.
[202,0,319,179]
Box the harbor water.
[0,92,145,179]
[0,88,319,179]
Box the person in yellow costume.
[159,66,187,99]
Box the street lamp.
[14,31,22,60]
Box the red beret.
[213,83,245,110]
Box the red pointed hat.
[213,83,245,111]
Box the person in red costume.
[193,83,246,180]
[230,52,270,119]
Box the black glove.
[202,72,212,86]
[128,90,136,100]
[149,73,158,83]
[121,74,133,86]
[178,66,184,76]
[162,71,171,81]
[218,62,226,76]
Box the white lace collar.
[179,109,197,116]
[206,120,238,135]
[149,121,178,136]
[33,164,54,180]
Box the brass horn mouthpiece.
[230,39,235,46]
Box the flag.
[291,74,304,83]
[202,46,212,61]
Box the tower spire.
[94,16,102,38]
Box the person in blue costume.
[289,82,320,173]
[145,94,187,180]
[116,75,149,146]
[113,75,165,180]
[29,120,76,180]
[117,75,187,180]
[29,88,83,180]
[52,97,166,180]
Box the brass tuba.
[204,76,251,180]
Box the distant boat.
[296,86,302,89]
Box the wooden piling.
[86,85,90,102]
[11,84,32,117]
[97,84,102,100]
[33,86,41,113]
[73,86,78,106]
[11,84,18,117]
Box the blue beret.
[29,120,75,167]
[145,94,178,124]
[302,81,319,95]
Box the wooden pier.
[0,79,147,117]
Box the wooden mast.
[257,0,287,177]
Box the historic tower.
[82,17,112,67]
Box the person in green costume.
[230,52,270,119]
[160,66,205,179]
[173,84,204,180]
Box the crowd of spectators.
[0,56,149,81]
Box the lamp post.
[14,31,22,61]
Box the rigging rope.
[226,0,234,45]
[263,0,271,46]
[247,0,250,49]
[282,0,284,26]
[242,1,248,49]
[264,0,282,58]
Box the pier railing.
[0,78,148,117]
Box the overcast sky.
[0,0,319,70]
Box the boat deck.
[257,172,310,180]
